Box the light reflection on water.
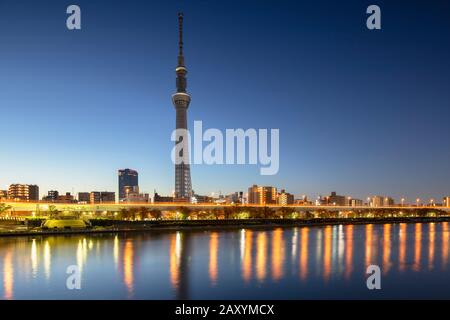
[383,224,391,274]
[255,232,267,282]
[1,222,450,299]
[123,240,134,297]
[345,225,353,279]
[209,232,218,286]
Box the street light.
[367,197,371,207]
[430,199,435,207]
[416,198,420,207]
[401,198,405,207]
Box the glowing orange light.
[323,226,332,282]
[256,232,267,282]
[123,240,134,295]
[271,228,284,281]
[345,225,353,279]
[383,224,391,274]
[413,223,422,272]
[209,232,219,285]
[300,227,309,280]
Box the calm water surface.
[1,222,450,299]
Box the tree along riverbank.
[1,216,450,237]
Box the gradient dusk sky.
[0,0,449,201]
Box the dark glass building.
[118,169,139,201]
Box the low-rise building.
[443,196,450,208]
[370,196,384,207]
[225,192,243,204]
[0,190,8,200]
[8,184,39,201]
[248,185,277,205]
[57,192,76,203]
[278,189,294,205]
[383,197,395,206]
[43,190,59,202]
[124,192,150,203]
[192,194,213,204]
[328,191,346,206]
[369,195,394,207]
[153,192,174,203]
[78,192,90,204]
[350,198,363,207]
[315,196,327,206]
[90,191,115,204]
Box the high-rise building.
[8,184,39,201]
[248,185,277,205]
[172,13,193,202]
[278,189,294,205]
[123,185,139,198]
[118,169,139,201]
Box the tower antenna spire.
[178,12,184,66]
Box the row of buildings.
[1,179,449,207]
[43,191,116,204]
[0,184,40,201]
[314,192,394,207]
[0,169,146,204]
[247,185,295,205]
[0,186,117,204]
[0,183,293,205]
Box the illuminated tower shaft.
[172,12,192,201]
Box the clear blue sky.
[0,0,449,202]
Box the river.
[0,222,449,299]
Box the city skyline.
[1,1,450,201]
[2,176,449,207]
[2,1,450,305]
